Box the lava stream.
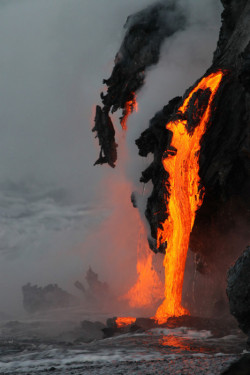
[154,70,224,324]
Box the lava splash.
[122,223,163,309]
[154,70,225,324]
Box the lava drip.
[120,93,138,130]
[154,70,225,324]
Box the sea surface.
[0,311,248,375]
[0,185,247,374]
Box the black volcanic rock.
[221,354,250,375]
[227,246,250,336]
[135,96,181,252]
[239,41,250,94]
[92,105,117,168]
[103,315,238,339]
[187,1,250,284]
[93,1,186,167]
[185,88,212,133]
[76,320,106,343]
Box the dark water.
[0,315,248,375]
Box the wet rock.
[164,315,238,338]
[221,354,250,375]
[227,246,250,336]
[106,317,117,329]
[103,317,146,338]
[134,317,157,330]
[75,320,106,343]
[103,315,239,340]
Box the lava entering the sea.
[115,70,225,327]
[154,70,225,324]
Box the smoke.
[0,0,222,316]
[0,0,155,315]
[126,0,222,186]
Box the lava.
[115,71,224,327]
[122,223,163,308]
[160,335,213,353]
[115,317,136,328]
[120,93,138,130]
[154,70,225,324]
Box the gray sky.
[0,0,156,202]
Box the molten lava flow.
[154,71,224,324]
[115,317,136,328]
[120,93,138,130]
[122,223,163,308]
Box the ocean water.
[0,313,247,375]
[0,181,246,375]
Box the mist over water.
[0,0,222,316]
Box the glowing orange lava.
[122,223,163,308]
[115,317,136,328]
[121,93,138,130]
[160,335,213,353]
[154,71,224,324]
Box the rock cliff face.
[227,246,250,336]
[93,0,250,316]
[189,0,250,263]
[135,0,250,261]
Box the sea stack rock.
[227,246,250,337]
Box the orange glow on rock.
[115,317,136,328]
[121,93,138,130]
[154,71,224,324]
[160,335,213,353]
